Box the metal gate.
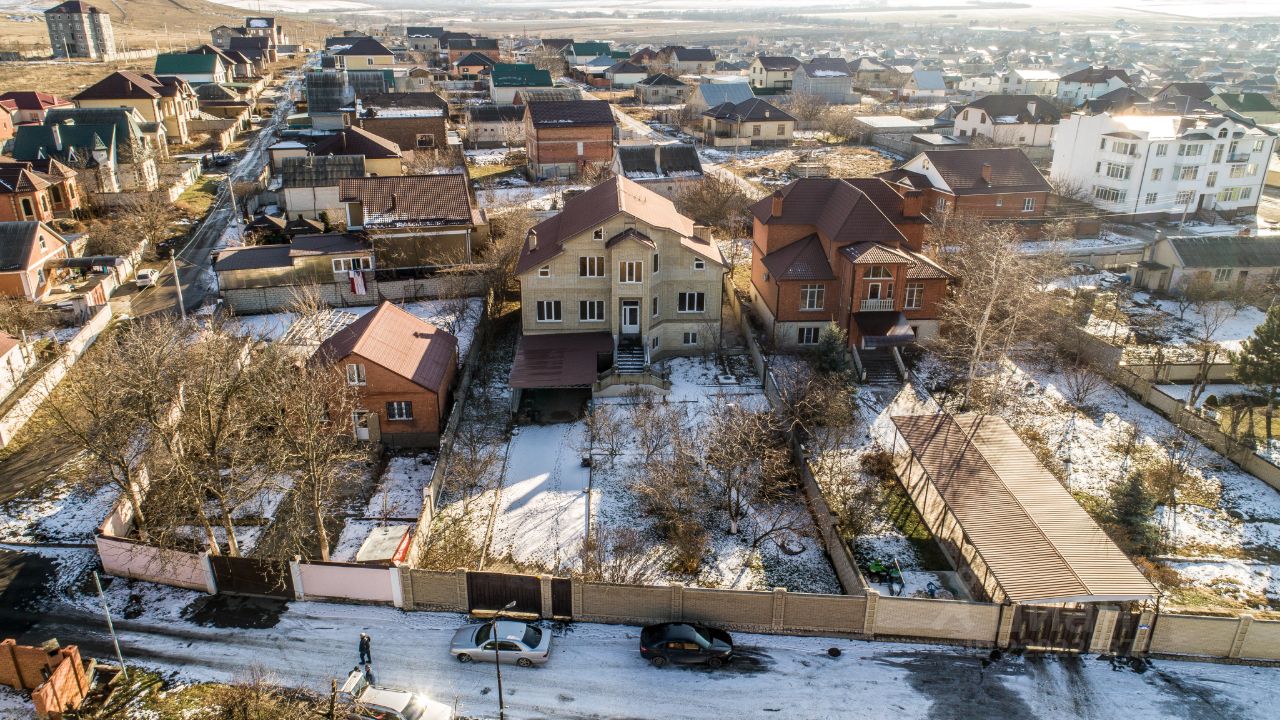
[551,578,572,618]
[1110,609,1145,655]
[209,556,293,598]
[1009,605,1098,652]
[466,571,541,616]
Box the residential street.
[4,583,1273,720]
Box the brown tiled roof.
[315,301,457,392]
[517,176,696,275]
[0,91,70,111]
[605,227,655,249]
[841,177,930,226]
[73,71,168,101]
[749,178,908,247]
[841,242,916,265]
[526,100,615,128]
[311,126,402,160]
[760,234,834,281]
[509,331,613,388]
[339,174,476,227]
[912,148,1051,196]
[0,331,18,358]
[906,253,951,279]
[0,163,51,194]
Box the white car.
[135,269,160,288]
[340,668,452,720]
[250,114,263,123]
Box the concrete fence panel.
[1149,614,1239,658]
[577,582,672,625]
[781,593,866,634]
[682,587,775,630]
[871,596,1002,644]
[96,536,212,592]
[1239,619,1280,661]
[409,569,467,611]
[298,562,395,603]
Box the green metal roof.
[155,53,219,75]
[490,63,553,88]
[567,42,610,56]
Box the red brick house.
[0,221,73,301]
[748,177,951,357]
[524,100,616,179]
[877,148,1053,221]
[314,301,459,448]
[0,160,81,222]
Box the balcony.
[860,298,896,312]
[1227,153,1251,164]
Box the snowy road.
[22,594,1278,720]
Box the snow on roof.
[1111,114,1183,139]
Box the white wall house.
[1050,112,1278,221]
[1056,66,1131,105]
[1000,68,1059,97]
[953,95,1060,147]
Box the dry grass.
[0,58,156,100]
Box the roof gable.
[315,302,457,392]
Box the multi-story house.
[334,37,395,69]
[73,71,198,148]
[634,73,688,104]
[998,69,1060,97]
[512,176,725,394]
[310,126,404,177]
[747,177,950,356]
[0,161,80,222]
[1056,66,1131,105]
[244,17,287,46]
[701,98,795,148]
[154,52,229,86]
[0,221,73,301]
[658,47,717,75]
[524,100,617,179]
[0,91,74,125]
[849,56,903,91]
[953,95,1060,147]
[339,174,488,268]
[11,107,161,194]
[878,148,1053,220]
[792,58,854,104]
[45,1,115,59]
[445,37,499,66]
[1050,112,1278,222]
[748,56,800,92]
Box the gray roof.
[1169,236,1280,269]
[0,221,42,271]
[617,144,703,179]
[693,83,755,107]
[280,155,366,188]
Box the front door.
[621,300,640,334]
[352,411,370,441]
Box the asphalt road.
[129,69,305,317]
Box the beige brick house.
[511,177,725,401]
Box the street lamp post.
[491,600,517,720]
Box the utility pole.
[170,255,186,320]
[93,572,128,679]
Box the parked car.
[340,668,452,720]
[250,114,263,124]
[450,619,551,667]
[135,268,160,288]
[639,622,734,668]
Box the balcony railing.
[860,298,896,312]
[1227,153,1251,163]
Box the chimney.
[980,162,992,184]
[654,144,662,175]
[771,190,783,218]
[527,229,537,250]
[1026,100,1036,116]
[901,189,923,218]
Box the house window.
[800,284,824,311]
[1175,190,1195,205]
[593,227,604,240]
[538,265,551,277]
[1113,141,1136,155]
[1178,166,1199,181]
[38,196,47,212]
[1254,139,1265,152]
[777,123,786,136]
[904,283,924,310]
[935,197,947,212]
[50,186,62,204]
[652,296,659,316]
[1177,143,1203,157]
[579,256,604,277]
[536,300,562,322]
[1022,197,1035,212]
[1155,143,1168,157]
[1145,192,1158,205]
[652,253,659,273]
[1218,128,1229,139]
[863,266,894,279]
[415,134,436,148]
[1093,186,1126,203]
[619,261,642,282]
[345,363,366,385]
[682,331,698,345]
[1151,167,1163,181]
[20,198,33,218]
[1213,268,1231,283]
[677,292,705,313]
[962,110,970,120]
[693,257,705,270]
[651,335,659,350]
[579,300,605,321]
[797,327,820,345]
[332,257,372,272]
[386,401,413,421]
[1206,171,1218,188]
[1104,162,1131,179]
[1229,164,1249,179]
[752,124,761,136]
[995,197,1003,207]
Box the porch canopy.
[891,413,1157,604]
[855,311,914,348]
[509,332,613,389]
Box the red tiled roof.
[315,302,457,392]
[760,234,834,281]
[0,331,18,357]
[0,92,72,112]
[750,178,909,247]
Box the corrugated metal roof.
[892,413,1156,604]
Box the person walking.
[358,633,372,665]
[363,663,376,685]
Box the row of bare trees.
[48,305,369,561]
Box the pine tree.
[810,322,851,375]
[1231,305,1280,441]
[1108,473,1160,555]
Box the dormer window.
[538,265,551,277]
[593,227,604,240]
[694,258,705,270]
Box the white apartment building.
[1050,112,1278,222]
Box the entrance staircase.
[616,338,646,374]
[859,349,902,385]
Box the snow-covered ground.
[0,462,116,544]
[229,297,484,361]
[331,454,432,562]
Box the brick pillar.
[539,576,553,619]
[398,567,415,610]
[1228,615,1254,659]
[771,588,786,631]
[1130,610,1155,655]
[996,604,1016,649]
[862,589,879,637]
[670,583,684,622]
[455,569,470,612]
[572,579,583,618]
[1089,606,1119,655]
[289,557,305,601]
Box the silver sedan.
[449,620,552,667]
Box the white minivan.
[135,269,160,288]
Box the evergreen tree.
[1231,305,1280,441]
[811,322,851,375]
[1108,473,1160,555]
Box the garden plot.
[706,145,896,188]
[331,454,433,563]
[985,356,1280,609]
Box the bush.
[860,449,897,482]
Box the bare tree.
[499,117,526,149]
[784,91,829,125]
[0,297,57,337]
[626,395,687,466]
[580,404,624,467]
[631,436,710,573]
[702,401,790,536]
[578,525,661,584]
[1183,282,1239,408]
[674,173,759,239]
